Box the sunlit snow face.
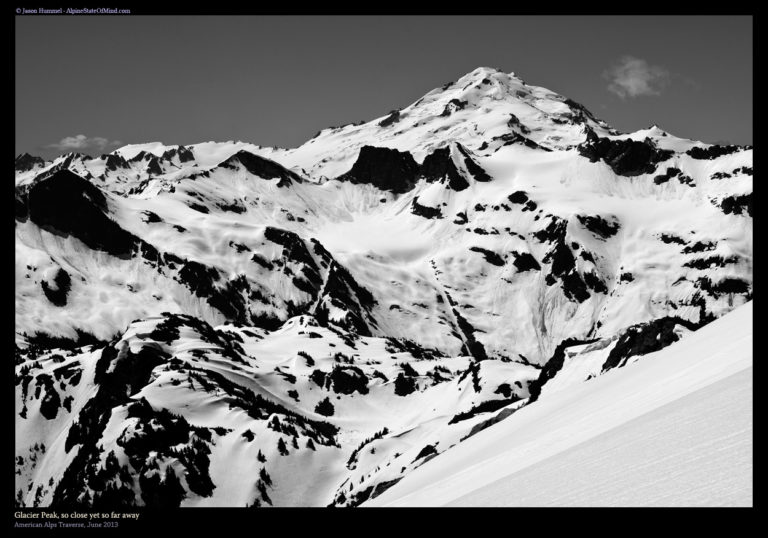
[313,211,436,263]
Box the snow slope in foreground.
[367,301,753,507]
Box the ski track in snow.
[445,367,752,507]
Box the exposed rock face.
[563,97,603,125]
[440,98,468,117]
[687,144,748,160]
[162,145,195,163]
[507,191,538,211]
[378,110,401,127]
[420,147,469,191]
[491,132,550,151]
[16,169,151,259]
[411,196,443,219]
[41,268,71,307]
[527,337,599,402]
[578,131,673,176]
[337,143,492,195]
[336,146,420,193]
[15,153,45,172]
[456,144,492,182]
[544,239,590,303]
[717,194,752,216]
[577,214,620,239]
[129,151,150,163]
[103,153,128,172]
[511,251,540,272]
[469,246,505,266]
[534,217,593,303]
[218,150,302,187]
[600,317,698,373]
[146,156,163,176]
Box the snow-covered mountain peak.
[412,66,557,116]
[15,65,752,508]
[451,66,527,92]
[272,67,620,179]
[113,142,172,160]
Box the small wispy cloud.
[46,134,122,153]
[604,56,671,99]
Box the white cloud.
[47,134,122,152]
[604,56,671,99]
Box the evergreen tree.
[314,397,335,417]
[394,372,417,396]
[257,480,272,505]
[259,467,272,487]
[270,416,281,432]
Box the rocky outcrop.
[717,194,752,217]
[577,214,620,239]
[162,145,195,163]
[102,153,128,172]
[456,144,492,182]
[687,144,749,160]
[15,153,45,172]
[218,150,302,187]
[336,146,420,193]
[411,196,443,219]
[16,170,152,260]
[420,147,469,191]
[578,131,673,176]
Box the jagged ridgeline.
[15,66,751,507]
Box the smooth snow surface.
[313,210,436,263]
[367,302,752,507]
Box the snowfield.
[367,301,752,507]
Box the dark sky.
[15,15,752,159]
